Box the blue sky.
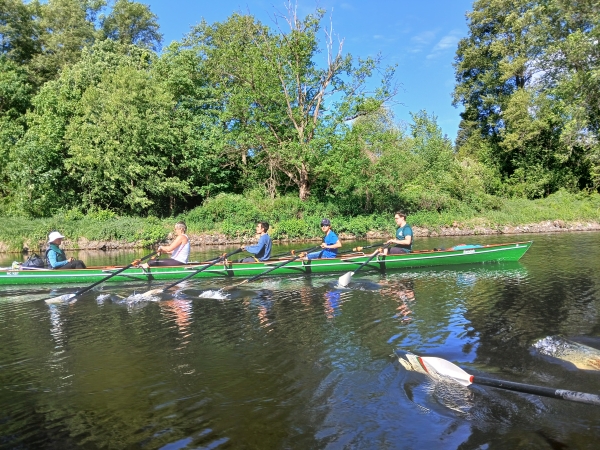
[146,0,475,141]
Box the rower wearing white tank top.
[149,221,190,266]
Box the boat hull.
[0,241,532,286]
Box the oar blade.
[337,271,355,287]
[419,356,473,386]
[45,293,77,304]
[395,351,472,386]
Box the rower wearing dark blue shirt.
[240,222,272,262]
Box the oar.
[138,248,244,297]
[45,251,159,304]
[271,245,323,259]
[337,244,389,287]
[223,245,321,291]
[338,242,386,255]
[396,351,600,407]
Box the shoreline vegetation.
[2,2,599,258]
[1,190,599,254]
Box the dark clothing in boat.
[60,260,86,269]
[148,258,186,266]
[239,257,258,263]
[389,246,411,254]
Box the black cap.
[320,218,331,226]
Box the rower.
[147,221,190,266]
[305,219,342,260]
[46,231,87,269]
[240,222,272,262]
[382,211,413,255]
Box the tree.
[28,0,103,85]
[0,0,40,64]
[453,0,600,196]
[189,4,397,200]
[101,0,162,50]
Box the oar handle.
[473,376,600,406]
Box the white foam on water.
[124,293,162,303]
[45,293,76,304]
[199,290,229,300]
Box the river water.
[1,233,599,449]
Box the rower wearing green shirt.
[382,211,413,255]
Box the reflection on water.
[1,233,600,448]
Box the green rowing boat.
[0,241,532,286]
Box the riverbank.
[2,219,599,253]
[1,189,599,253]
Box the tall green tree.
[189,7,397,200]
[28,0,102,84]
[453,0,599,196]
[100,0,162,50]
[0,0,40,64]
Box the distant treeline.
[0,0,598,222]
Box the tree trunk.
[299,165,310,200]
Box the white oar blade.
[337,271,355,287]
[396,351,473,387]
[45,293,77,304]
[420,356,473,386]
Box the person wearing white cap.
[46,231,87,269]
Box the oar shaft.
[244,255,300,283]
[73,251,158,297]
[159,249,242,291]
[349,249,382,273]
[473,376,600,406]
[229,245,321,288]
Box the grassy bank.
[1,190,599,253]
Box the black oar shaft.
[73,251,158,298]
[230,245,321,288]
[159,248,243,291]
[349,248,383,274]
[473,376,600,406]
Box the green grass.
[1,190,599,252]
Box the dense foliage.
[454,0,600,198]
[1,0,599,228]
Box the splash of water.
[199,290,229,300]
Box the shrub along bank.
[1,190,599,253]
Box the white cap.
[48,231,65,243]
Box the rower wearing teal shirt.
[45,231,87,269]
[382,211,413,255]
[306,219,342,259]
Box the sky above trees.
[146,0,474,141]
